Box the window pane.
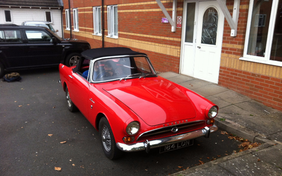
[25,30,51,42]
[201,8,218,45]
[5,10,11,22]
[1,30,22,43]
[98,8,101,34]
[46,11,51,22]
[114,6,118,36]
[107,6,112,36]
[247,0,272,57]
[65,10,69,29]
[270,0,282,62]
[185,3,195,43]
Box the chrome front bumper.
[116,125,218,153]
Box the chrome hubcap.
[66,91,71,107]
[101,126,111,152]
[69,56,80,66]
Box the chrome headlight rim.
[208,106,218,118]
[126,121,140,135]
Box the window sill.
[239,57,282,67]
[93,33,102,36]
[73,30,79,32]
[106,35,118,39]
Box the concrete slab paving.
[158,72,179,79]
[254,144,282,168]
[218,153,282,176]
[192,84,229,97]
[179,79,212,91]
[205,96,233,109]
[209,90,251,105]
[164,74,194,84]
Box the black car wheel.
[0,62,4,78]
[66,53,81,67]
[65,87,78,112]
[99,117,123,160]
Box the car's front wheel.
[65,87,78,112]
[0,62,4,78]
[65,53,81,67]
[99,117,123,160]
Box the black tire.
[99,117,123,160]
[65,53,81,67]
[65,87,78,112]
[0,62,4,78]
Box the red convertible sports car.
[59,47,218,159]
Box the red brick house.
[61,0,282,111]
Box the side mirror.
[51,37,58,44]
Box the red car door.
[67,72,90,117]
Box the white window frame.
[65,9,70,30]
[73,8,79,31]
[4,10,12,23]
[93,6,102,36]
[107,5,118,38]
[45,11,52,23]
[240,0,282,67]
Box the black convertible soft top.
[81,47,146,60]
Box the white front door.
[180,0,224,84]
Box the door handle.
[68,75,73,79]
[89,98,95,103]
[197,46,201,49]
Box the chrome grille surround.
[137,120,206,141]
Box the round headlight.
[208,106,218,118]
[126,121,140,135]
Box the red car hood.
[104,78,196,126]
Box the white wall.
[0,8,63,37]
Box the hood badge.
[171,127,179,133]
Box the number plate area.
[159,139,194,153]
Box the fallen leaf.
[72,164,75,166]
[54,167,61,171]
[178,166,183,168]
[18,105,22,107]
[60,141,67,144]
[221,131,228,135]
[199,160,204,165]
[48,134,53,137]
[257,159,261,162]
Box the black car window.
[0,30,22,43]
[25,30,52,43]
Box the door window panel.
[185,3,195,43]
[201,7,218,45]
[25,30,52,42]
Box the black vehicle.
[0,24,91,77]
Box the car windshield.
[92,56,156,82]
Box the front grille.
[137,121,206,141]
